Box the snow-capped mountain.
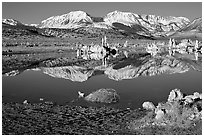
[38,10,190,33]
[2,18,23,26]
[179,17,202,32]
[104,10,190,32]
[2,18,39,28]
[2,10,200,39]
[104,10,140,26]
[29,24,39,27]
[140,14,190,32]
[38,11,93,29]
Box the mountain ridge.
[179,17,202,32]
[2,10,201,39]
[37,10,190,32]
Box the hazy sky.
[2,2,202,24]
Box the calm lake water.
[2,51,202,109]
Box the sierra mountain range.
[2,10,202,39]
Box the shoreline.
[2,89,202,135]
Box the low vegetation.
[2,89,202,135]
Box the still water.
[2,51,202,109]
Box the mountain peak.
[67,10,91,21]
[106,10,137,18]
[39,10,92,28]
[113,10,120,12]
[104,10,139,26]
[37,10,192,34]
[2,18,22,26]
[108,10,133,14]
[111,10,123,14]
[29,24,38,27]
[69,10,88,15]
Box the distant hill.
[2,20,52,39]
[2,19,24,26]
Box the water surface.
[2,51,202,109]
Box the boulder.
[199,93,202,99]
[193,92,201,99]
[183,92,202,104]
[151,89,202,127]
[142,101,155,110]
[184,96,194,104]
[155,109,165,120]
[84,88,119,103]
[167,89,183,102]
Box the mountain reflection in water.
[4,50,201,81]
[2,50,202,109]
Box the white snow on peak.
[2,18,21,26]
[39,10,93,28]
[104,10,190,26]
[29,24,38,27]
[141,14,189,25]
[38,10,190,32]
[104,11,190,32]
[104,10,140,26]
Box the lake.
[2,50,202,109]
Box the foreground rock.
[84,88,120,104]
[142,101,155,110]
[129,89,202,133]
[167,88,183,102]
[155,89,202,125]
[154,90,202,127]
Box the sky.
[2,2,202,24]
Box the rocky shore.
[2,89,202,135]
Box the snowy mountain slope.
[140,14,190,32]
[179,17,202,32]
[104,10,141,26]
[38,11,93,29]
[38,10,190,34]
[2,19,24,26]
[29,24,39,27]
[2,10,201,39]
